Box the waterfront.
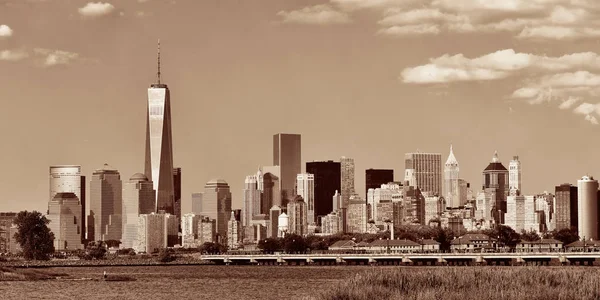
[1,265,372,300]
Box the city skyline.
[2,1,600,214]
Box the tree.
[551,227,579,245]
[282,234,308,254]
[199,242,227,254]
[493,225,520,249]
[157,248,175,262]
[433,227,455,252]
[257,238,282,253]
[13,211,55,260]
[520,229,541,242]
[85,241,107,260]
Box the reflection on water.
[4,265,375,300]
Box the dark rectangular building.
[173,168,182,222]
[555,183,578,230]
[273,133,301,207]
[365,169,394,199]
[80,176,86,243]
[306,160,341,225]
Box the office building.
[332,190,341,212]
[261,166,281,214]
[145,42,176,215]
[191,193,203,215]
[47,193,83,250]
[49,165,86,242]
[134,213,178,253]
[554,183,578,230]
[227,212,240,249]
[443,145,461,208]
[340,156,355,209]
[198,217,216,244]
[578,176,599,240]
[424,195,444,225]
[509,156,522,195]
[173,167,182,221]
[296,173,315,224]
[505,195,537,233]
[89,164,122,242]
[269,205,282,238]
[306,160,341,222]
[482,151,509,224]
[200,179,232,243]
[404,152,442,196]
[181,213,201,248]
[365,169,394,200]
[273,133,301,207]
[346,194,368,233]
[287,195,308,235]
[122,173,155,249]
[243,173,262,228]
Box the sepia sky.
[1,0,600,213]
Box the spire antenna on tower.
[157,39,161,85]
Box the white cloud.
[574,102,598,115]
[34,48,80,67]
[585,114,599,124]
[277,5,351,25]
[331,0,415,11]
[558,96,581,109]
[78,2,116,18]
[0,49,28,61]
[378,24,440,36]
[0,25,13,38]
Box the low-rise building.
[565,240,600,252]
[367,239,421,253]
[420,239,440,252]
[450,233,497,253]
[515,239,563,252]
[328,240,357,251]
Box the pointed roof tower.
[445,144,459,166]
[492,150,499,163]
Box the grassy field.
[319,267,600,300]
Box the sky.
[1,0,600,214]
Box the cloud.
[78,2,116,18]
[585,114,599,125]
[0,25,13,38]
[0,49,28,61]
[558,96,581,109]
[33,48,80,67]
[277,4,351,25]
[378,24,440,36]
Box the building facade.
[200,179,232,243]
[49,165,86,243]
[444,145,461,208]
[287,195,308,235]
[173,167,182,222]
[404,152,442,196]
[578,176,599,240]
[340,156,356,209]
[554,183,578,230]
[346,195,368,233]
[296,173,315,224]
[227,212,240,249]
[273,133,301,207]
[365,169,393,200]
[134,213,178,253]
[47,193,83,250]
[482,152,509,224]
[181,213,201,248]
[243,173,262,228]
[509,156,522,195]
[306,160,341,223]
[191,193,203,215]
[89,164,122,242]
[122,173,155,249]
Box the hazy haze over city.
[1,0,600,213]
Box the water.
[1,265,373,299]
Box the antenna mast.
[157,39,161,85]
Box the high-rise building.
[577,176,599,241]
[505,195,537,233]
[287,195,308,235]
[261,166,281,213]
[509,156,522,195]
[181,213,201,248]
[482,151,509,224]
[296,173,315,224]
[268,205,282,238]
[424,195,444,225]
[444,145,461,208]
[145,41,176,215]
[49,165,86,242]
[273,133,301,207]
[200,179,232,243]
[332,190,341,212]
[306,160,341,223]
[191,193,203,215]
[89,164,122,242]
[173,168,182,221]
[346,194,368,233]
[243,173,262,228]
[404,152,442,196]
[198,217,216,244]
[227,212,240,249]
[340,157,356,209]
[365,169,394,200]
[47,193,83,250]
[122,173,155,249]
[134,213,178,253]
[554,183,578,230]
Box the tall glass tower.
[144,40,175,214]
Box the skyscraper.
[49,165,86,242]
[191,193,203,215]
[509,156,522,195]
[287,195,308,235]
[296,173,315,224]
[243,174,262,228]
[365,169,394,200]
[200,179,232,243]
[89,164,122,241]
[261,166,281,213]
[306,160,341,223]
[273,133,301,207]
[340,157,355,209]
[404,152,442,196]
[47,193,83,250]
[145,40,175,215]
[122,173,155,249]
[577,176,599,241]
[482,151,509,224]
[444,145,460,208]
[173,167,182,221]
[554,183,578,230]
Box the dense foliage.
[82,241,107,260]
[199,242,228,254]
[13,211,55,260]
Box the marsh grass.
[0,267,71,281]
[320,267,600,300]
